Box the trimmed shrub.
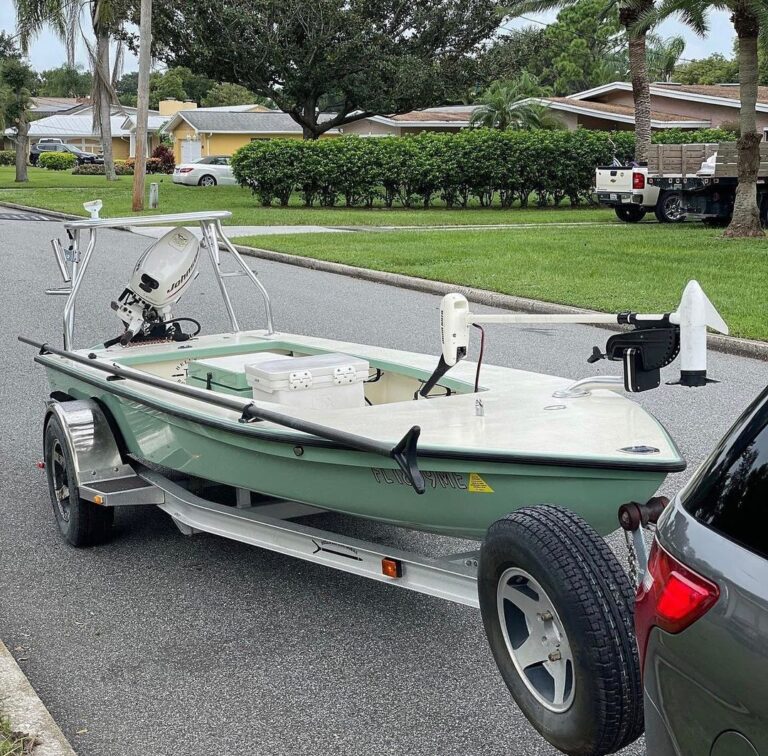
[72,161,134,175]
[652,127,736,144]
[231,128,637,209]
[0,150,16,166]
[39,151,77,170]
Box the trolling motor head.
[422,280,728,398]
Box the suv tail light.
[635,540,719,670]
[632,172,645,190]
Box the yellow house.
[161,108,340,163]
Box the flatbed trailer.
[646,142,768,224]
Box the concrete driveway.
[1,213,766,756]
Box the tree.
[0,58,36,183]
[202,82,272,108]
[38,64,93,96]
[148,68,186,108]
[15,0,126,181]
[0,32,22,61]
[142,0,500,139]
[646,0,766,237]
[132,0,151,211]
[509,0,656,162]
[674,52,738,83]
[470,78,564,129]
[646,34,686,81]
[117,70,138,105]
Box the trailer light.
[93,495,104,505]
[632,172,645,190]
[35,461,45,469]
[382,558,402,578]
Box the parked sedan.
[30,142,102,165]
[636,385,768,756]
[172,156,236,187]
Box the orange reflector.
[382,558,402,578]
[93,495,104,505]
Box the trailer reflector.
[382,558,402,578]
[93,495,104,505]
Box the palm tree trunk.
[132,0,152,211]
[15,115,29,183]
[93,17,117,181]
[622,3,653,164]
[724,9,764,238]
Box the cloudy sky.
[0,4,734,77]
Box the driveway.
[1,213,766,756]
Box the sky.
[0,4,735,77]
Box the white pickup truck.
[594,164,664,222]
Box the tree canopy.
[142,0,501,138]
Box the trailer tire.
[614,205,646,223]
[44,416,114,547]
[478,506,643,756]
[654,191,686,223]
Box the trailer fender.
[44,399,133,487]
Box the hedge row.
[652,127,736,144]
[231,130,639,209]
[39,152,77,170]
[0,150,15,166]
[72,161,134,175]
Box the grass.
[238,224,768,341]
[0,716,37,756]
[0,166,613,227]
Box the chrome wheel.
[199,175,216,187]
[662,195,684,221]
[496,567,575,712]
[50,439,71,522]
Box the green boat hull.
[46,367,666,539]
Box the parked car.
[172,156,236,187]
[636,385,768,756]
[30,142,103,166]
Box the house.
[534,82,768,132]
[161,109,338,163]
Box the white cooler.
[245,353,370,410]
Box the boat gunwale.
[37,354,687,474]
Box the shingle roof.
[389,109,473,123]
[170,110,339,133]
[544,97,708,123]
[652,83,768,104]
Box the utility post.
[132,0,153,211]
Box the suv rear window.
[682,388,768,558]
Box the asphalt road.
[1,213,766,756]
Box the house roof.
[161,110,340,134]
[121,114,171,132]
[30,96,89,114]
[22,113,133,140]
[569,81,768,112]
[536,96,711,128]
[194,104,272,112]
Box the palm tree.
[506,0,657,162]
[15,0,123,181]
[471,77,564,130]
[646,34,686,81]
[132,0,152,211]
[641,0,766,237]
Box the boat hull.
[46,367,667,539]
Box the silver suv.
[637,386,768,756]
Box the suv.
[637,385,768,756]
[30,142,103,166]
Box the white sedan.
[172,156,237,187]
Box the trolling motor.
[109,227,202,347]
[419,280,728,397]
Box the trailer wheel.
[613,205,646,223]
[478,506,643,756]
[654,191,686,223]
[44,416,114,547]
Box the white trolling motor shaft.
[438,279,728,386]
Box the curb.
[2,201,765,361]
[237,244,768,362]
[0,640,77,755]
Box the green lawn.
[238,224,768,341]
[0,166,613,226]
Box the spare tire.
[478,505,643,756]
